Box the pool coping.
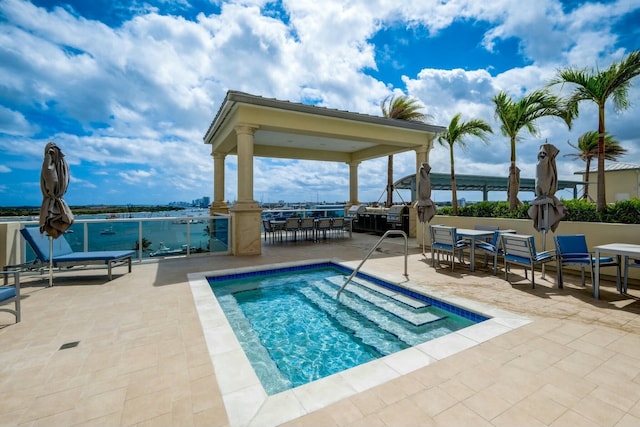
[187,258,532,427]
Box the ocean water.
[19,208,229,260]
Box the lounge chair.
[0,270,20,323]
[501,234,555,288]
[15,227,136,282]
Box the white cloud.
[0,106,39,136]
[0,0,638,206]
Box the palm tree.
[550,49,640,211]
[380,94,427,207]
[493,89,574,210]
[565,131,628,201]
[437,113,493,214]
[133,237,152,253]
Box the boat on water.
[149,243,196,257]
[100,226,115,235]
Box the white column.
[235,125,258,205]
[415,144,429,172]
[210,152,228,214]
[348,160,360,206]
[230,124,261,255]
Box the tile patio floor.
[1,232,640,426]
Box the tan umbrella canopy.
[39,142,74,238]
[528,143,566,234]
[414,162,436,254]
[39,142,74,287]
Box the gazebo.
[203,91,445,255]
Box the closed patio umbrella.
[528,143,566,234]
[414,162,436,255]
[528,143,566,277]
[39,142,74,286]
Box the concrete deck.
[1,232,640,426]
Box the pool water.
[208,263,486,395]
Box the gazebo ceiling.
[204,91,446,163]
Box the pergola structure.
[394,173,584,201]
[203,91,445,255]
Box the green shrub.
[602,199,640,224]
[435,198,640,224]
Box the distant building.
[190,197,210,208]
[575,161,640,203]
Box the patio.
[1,232,640,426]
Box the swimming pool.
[188,260,531,427]
[208,262,485,395]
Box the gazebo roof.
[203,91,445,163]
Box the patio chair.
[316,218,332,240]
[262,220,279,243]
[475,230,516,275]
[474,225,500,243]
[284,218,300,241]
[429,225,468,271]
[623,257,640,293]
[16,227,136,282]
[501,234,555,288]
[553,234,618,289]
[0,270,20,323]
[299,217,316,240]
[330,217,345,238]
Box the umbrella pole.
[541,203,549,280]
[49,236,53,287]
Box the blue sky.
[1,0,639,207]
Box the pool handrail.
[337,230,408,298]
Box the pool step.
[308,280,448,347]
[297,287,408,356]
[342,278,430,310]
[324,276,444,327]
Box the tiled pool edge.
[187,259,532,427]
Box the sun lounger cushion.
[19,227,135,281]
[21,227,135,266]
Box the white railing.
[10,214,231,264]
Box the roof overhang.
[203,91,445,163]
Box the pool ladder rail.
[337,230,408,298]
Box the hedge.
[436,198,640,224]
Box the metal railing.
[337,230,408,297]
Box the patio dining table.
[593,243,640,299]
[456,228,495,272]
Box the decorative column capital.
[414,144,430,156]
[235,124,258,136]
